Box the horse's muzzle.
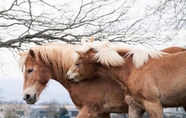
[23,93,37,104]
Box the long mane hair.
[19,43,78,82]
[78,41,166,68]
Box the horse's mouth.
[24,93,38,104]
[68,78,80,83]
[26,100,36,104]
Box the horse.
[66,42,186,118]
[18,43,129,118]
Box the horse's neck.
[51,61,74,89]
[98,63,128,86]
[99,53,136,86]
[51,68,72,90]
[125,56,136,71]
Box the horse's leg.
[76,111,88,118]
[128,105,144,118]
[76,106,89,118]
[125,95,144,118]
[76,106,110,118]
[76,113,88,118]
[143,100,163,118]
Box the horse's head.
[19,49,53,104]
[66,48,98,82]
[66,41,125,82]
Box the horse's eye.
[27,69,33,73]
[75,63,80,67]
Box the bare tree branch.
[0,0,185,50]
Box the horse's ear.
[76,50,85,57]
[90,37,94,43]
[28,49,35,58]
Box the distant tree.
[45,99,60,118]
[38,99,70,118]
[54,107,69,118]
[0,0,185,50]
[59,107,68,116]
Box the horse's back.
[161,46,186,53]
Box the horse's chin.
[26,100,36,104]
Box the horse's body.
[66,42,186,118]
[18,43,128,118]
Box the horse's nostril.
[24,94,30,101]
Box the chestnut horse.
[18,43,129,118]
[66,42,186,118]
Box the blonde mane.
[79,41,166,68]
[96,44,166,69]
[127,49,166,68]
[77,41,125,67]
[77,40,110,53]
[19,43,78,82]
